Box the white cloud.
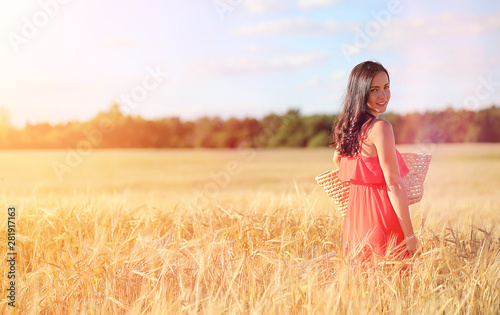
[241,0,342,13]
[336,11,500,79]
[294,69,348,92]
[330,69,347,81]
[295,76,321,92]
[100,38,136,48]
[370,12,500,51]
[232,18,355,36]
[354,12,500,113]
[296,0,339,10]
[243,0,287,14]
[185,51,329,77]
[270,52,329,68]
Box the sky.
[0,0,499,127]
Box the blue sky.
[1,0,499,127]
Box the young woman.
[332,61,419,262]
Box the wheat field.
[1,144,499,314]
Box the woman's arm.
[333,149,341,169]
[370,120,419,255]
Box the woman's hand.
[333,149,340,169]
[404,234,420,256]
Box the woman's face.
[367,71,390,117]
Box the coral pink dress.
[339,119,410,262]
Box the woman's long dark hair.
[331,61,390,157]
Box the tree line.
[0,104,499,149]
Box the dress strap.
[360,118,374,144]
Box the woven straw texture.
[315,153,432,216]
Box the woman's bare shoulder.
[371,119,393,132]
[369,119,394,140]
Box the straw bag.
[315,153,432,216]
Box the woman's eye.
[384,86,390,89]
[370,89,377,92]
